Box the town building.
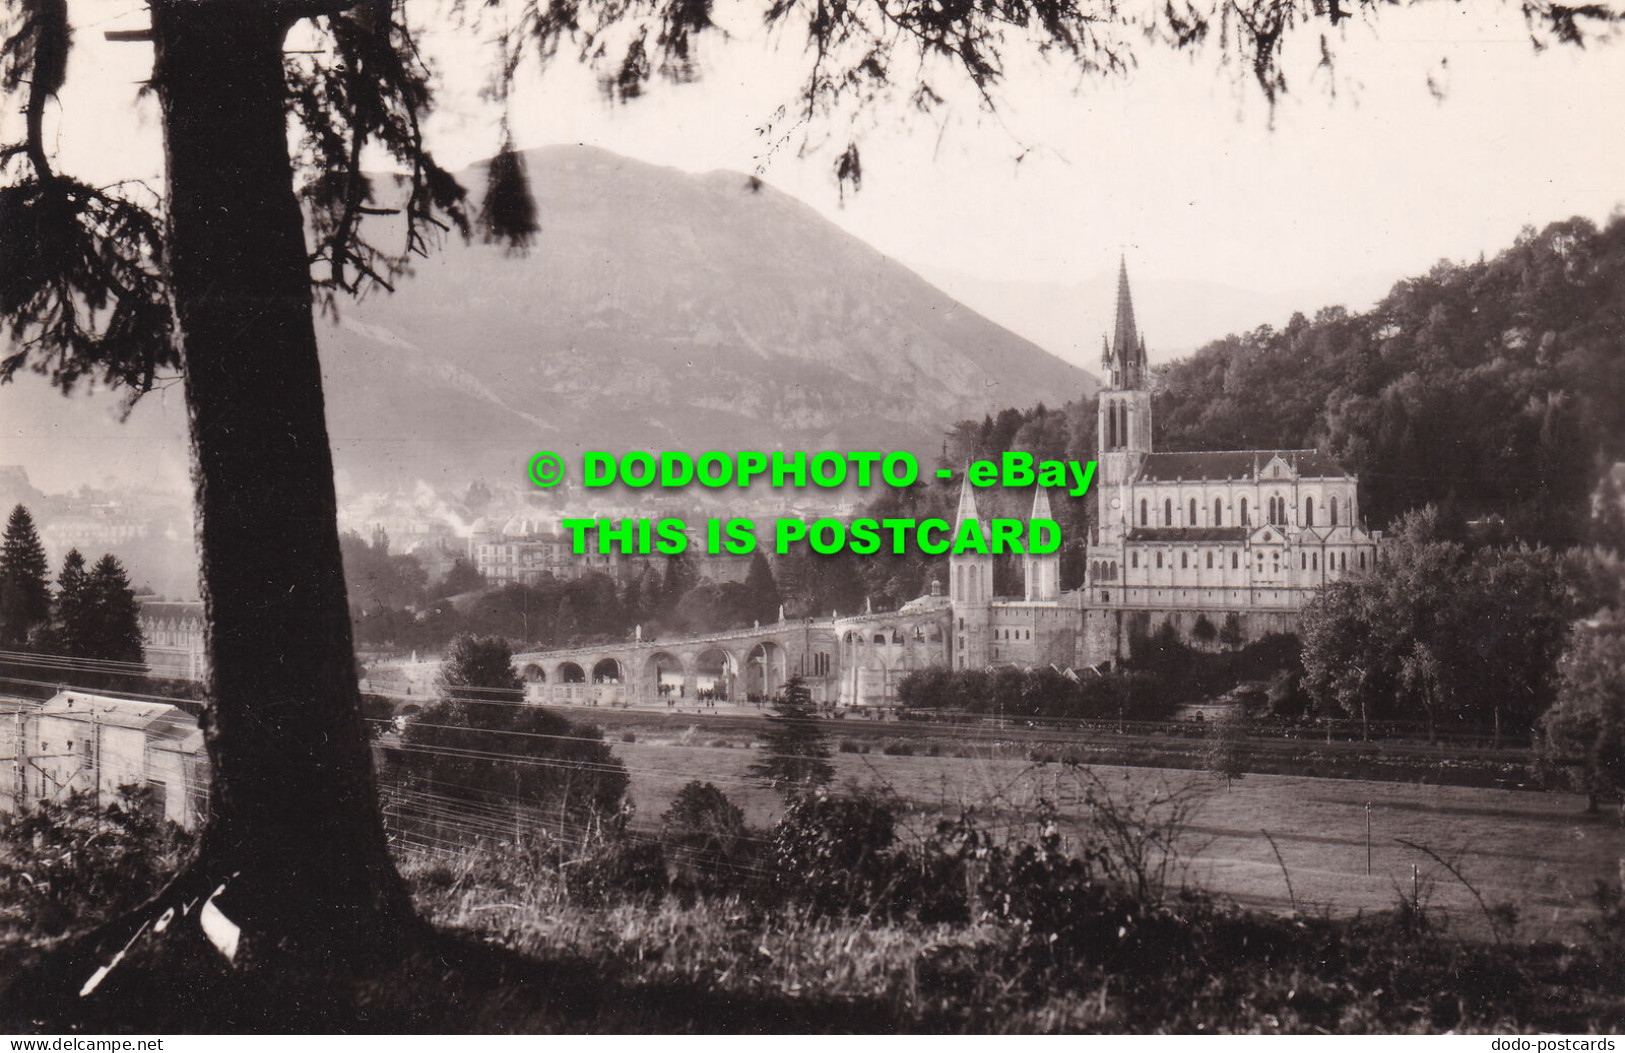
[467,516,621,585]
[139,600,208,682]
[20,690,207,829]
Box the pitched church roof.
[1135,449,1350,483]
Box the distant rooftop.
[1136,449,1349,483]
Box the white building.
[25,690,207,829]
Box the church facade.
[1076,261,1382,664]
[884,259,1386,694]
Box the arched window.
[1305,497,1315,527]
[1131,551,1138,568]
[1106,401,1117,448]
[1359,551,1366,569]
[1164,499,1172,526]
[1312,553,1319,570]
[1156,552,1163,569]
[1189,498,1198,525]
[1329,496,1339,527]
[1232,552,1239,569]
[1341,552,1347,571]
[1214,498,1223,525]
[1181,552,1188,569]
[1206,551,1213,569]
[1140,499,1148,527]
[1240,497,1249,525]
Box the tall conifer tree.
[0,504,50,647]
[85,554,145,666]
[53,548,89,657]
[747,676,834,799]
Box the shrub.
[880,739,915,756]
[0,787,195,939]
[620,730,637,743]
[564,837,668,907]
[767,790,900,915]
[391,699,630,838]
[661,781,753,898]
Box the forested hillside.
[1154,216,1625,544]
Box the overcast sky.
[46,1,1625,293]
[3,0,1622,493]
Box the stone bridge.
[512,604,954,709]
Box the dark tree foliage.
[0,787,195,940]
[766,790,898,916]
[338,530,427,614]
[660,780,751,892]
[896,633,1303,720]
[747,675,835,797]
[398,637,628,827]
[742,550,781,625]
[434,557,486,599]
[396,698,629,831]
[0,503,50,646]
[84,554,144,666]
[1538,613,1625,804]
[858,396,1098,599]
[50,547,88,656]
[1301,507,1578,739]
[1154,217,1625,545]
[435,633,524,703]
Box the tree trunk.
[147,1,415,955]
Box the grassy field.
[611,731,1625,942]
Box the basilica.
[935,260,1383,680]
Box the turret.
[949,469,993,668]
[1024,486,1061,602]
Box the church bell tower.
[1096,258,1152,545]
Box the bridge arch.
[743,640,788,701]
[521,662,546,682]
[693,646,738,702]
[592,657,624,684]
[555,661,586,684]
[641,651,686,702]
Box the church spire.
[954,467,981,527]
[1024,485,1060,601]
[1030,483,1054,523]
[1110,257,1146,389]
